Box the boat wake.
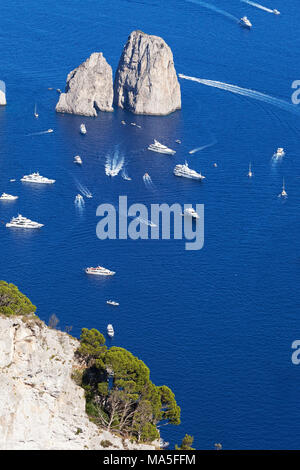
[241,0,274,13]
[105,147,125,177]
[122,168,132,181]
[189,139,217,154]
[75,180,93,198]
[143,173,155,189]
[27,129,53,136]
[186,0,239,22]
[74,195,85,213]
[179,74,300,116]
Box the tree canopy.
[175,434,195,450]
[0,281,36,317]
[77,328,181,443]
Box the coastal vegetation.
[0,281,36,317]
[175,434,195,450]
[76,327,181,443]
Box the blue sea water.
[1,0,300,450]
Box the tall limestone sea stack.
[0,80,6,105]
[56,52,113,116]
[114,30,181,115]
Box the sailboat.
[34,104,39,118]
[248,162,253,178]
[278,178,287,198]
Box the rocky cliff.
[114,30,181,115]
[0,315,155,450]
[56,53,114,116]
[0,80,6,106]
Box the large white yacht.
[239,16,252,28]
[85,266,116,276]
[21,172,55,184]
[0,193,18,201]
[107,324,114,337]
[80,123,87,135]
[273,147,285,159]
[74,155,82,165]
[174,162,205,180]
[6,214,44,229]
[147,140,176,155]
[182,207,200,219]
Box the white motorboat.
[240,16,252,28]
[85,266,115,276]
[278,178,287,198]
[182,207,200,219]
[21,172,55,184]
[248,162,253,178]
[121,120,126,125]
[47,129,53,133]
[0,193,18,201]
[106,300,119,306]
[148,140,176,155]
[10,179,16,182]
[107,324,114,337]
[213,163,218,168]
[34,104,39,118]
[273,147,285,159]
[174,162,205,180]
[74,155,82,165]
[6,214,44,229]
[75,194,84,204]
[80,123,87,135]
[175,139,181,144]
[273,9,280,15]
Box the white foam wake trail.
[27,129,53,136]
[179,74,300,116]
[122,168,132,181]
[105,148,125,177]
[186,0,239,22]
[241,0,274,13]
[131,216,157,228]
[75,180,93,198]
[143,173,155,189]
[189,140,217,154]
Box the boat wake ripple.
[186,0,239,22]
[189,139,217,154]
[143,173,155,190]
[179,74,300,116]
[75,180,93,198]
[241,0,274,13]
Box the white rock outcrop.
[0,316,155,450]
[0,80,6,106]
[114,30,181,115]
[56,53,114,116]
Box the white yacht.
[175,139,181,144]
[174,162,205,180]
[75,194,84,204]
[10,179,16,182]
[34,104,39,118]
[85,266,116,276]
[6,214,44,229]
[278,178,287,198]
[248,162,253,178]
[240,16,252,28]
[273,147,285,159]
[182,207,200,219]
[107,300,119,306]
[21,172,55,184]
[130,122,141,128]
[107,324,114,337]
[273,9,280,15]
[121,120,126,125]
[0,193,18,201]
[80,123,87,135]
[148,140,176,155]
[74,155,82,165]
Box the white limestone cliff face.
[56,53,114,116]
[0,316,155,450]
[0,80,6,106]
[114,30,181,115]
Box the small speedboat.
[10,179,16,182]
[182,207,200,219]
[80,124,87,135]
[248,162,253,178]
[0,193,18,201]
[273,9,280,15]
[107,324,114,337]
[240,16,252,28]
[175,139,181,144]
[47,129,53,133]
[121,120,126,125]
[213,163,218,168]
[273,147,285,159]
[278,178,287,198]
[74,155,82,165]
[34,104,39,118]
[75,194,84,204]
[107,300,119,306]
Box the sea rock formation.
[114,30,181,115]
[0,80,6,105]
[56,53,114,116]
[0,316,155,450]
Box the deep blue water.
[1,0,300,450]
